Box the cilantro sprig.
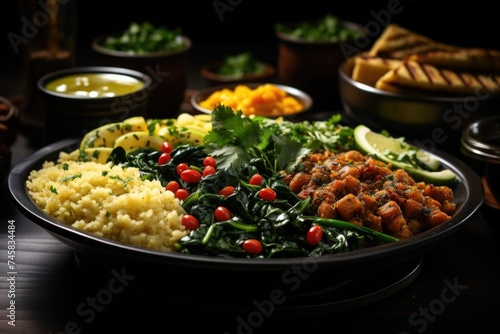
[203,105,310,173]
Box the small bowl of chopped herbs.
[275,14,366,111]
[91,22,192,119]
[200,52,276,86]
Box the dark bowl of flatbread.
[339,23,500,153]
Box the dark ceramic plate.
[9,138,483,276]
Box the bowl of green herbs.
[91,22,192,118]
[200,52,276,86]
[275,14,366,110]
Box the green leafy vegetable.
[250,113,356,153]
[106,106,398,258]
[108,175,134,187]
[217,52,267,77]
[185,107,397,257]
[275,14,364,42]
[177,156,398,258]
[61,174,82,182]
[100,22,186,54]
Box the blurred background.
[1,0,499,99]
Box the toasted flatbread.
[406,48,500,73]
[351,55,402,86]
[375,60,500,95]
[368,24,457,59]
[374,80,422,95]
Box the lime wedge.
[353,125,456,185]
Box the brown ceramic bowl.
[275,20,366,110]
[338,56,500,154]
[200,61,276,86]
[91,34,191,119]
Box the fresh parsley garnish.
[61,174,82,182]
[108,175,134,187]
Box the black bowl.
[338,57,500,154]
[37,66,152,144]
[9,137,483,270]
[8,137,484,313]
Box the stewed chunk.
[283,150,457,239]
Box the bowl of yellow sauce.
[44,72,145,98]
[38,66,152,144]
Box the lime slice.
[354,124,439,169]
[353,125,456,185]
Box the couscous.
[26,159,187,251]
